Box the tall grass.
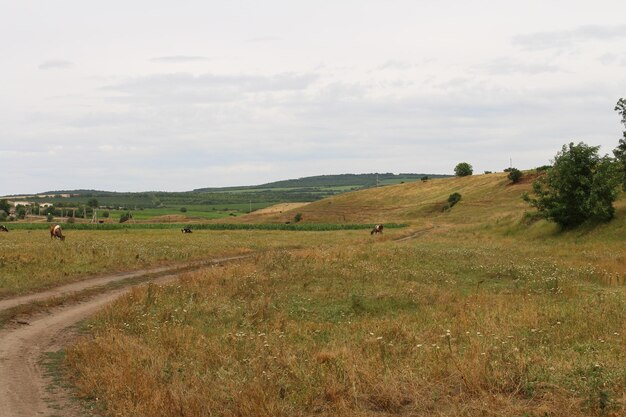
[5,222,407,231]
[0,229,378,297]
[66,236,626,416]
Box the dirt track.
[0,255,252,417]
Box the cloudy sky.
[2,1,626,194]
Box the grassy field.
[0,228,386,298]
[3,172,625,415]
[66,227,625,416]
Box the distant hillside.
[239,171,626,235]
[194,173,450,192]
[14,173,450,209]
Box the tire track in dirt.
[392,225,438,242]
[0,254,253,417]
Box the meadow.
[3,173,625,416]
[0,229,377,298]
[65,226,626,416]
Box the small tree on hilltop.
[454,162,473,177]
[523,142,620,228]
[613,98,626,190]
[507,168,523,184]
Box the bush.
[421,176,429,182]
[102,211,110,218]
[294,213,303,223]
[443,193,462,211]
[454,162,473,177]
[523,142,620,228]
[119,212,133,223]
[484,170,492,174]
[46,214,54,222]
[180,207,187,213]
[507,168,523,184]
[448,192,462,207]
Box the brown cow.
[50,224,65,241]
[370,224,384,235]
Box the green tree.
[454,162,473,177]
[507,168,523,184]
[294,213,303,223]
[613,98,626,190]
[524,142,620,228]
[0,199,10,214]
[87,198,99,208]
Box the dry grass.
[0,229,369,298]
[66,230,626,416]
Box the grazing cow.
[50,224,65,241]
[0,225,8,232]
[181,228,193,233]
[370,224,384,235]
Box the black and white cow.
[370,224,384,235]
[181,228,193,233]
[0,225,8,232]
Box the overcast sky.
[2,1,626,194]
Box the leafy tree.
[613,98,626,190]
[0,199,9,214]
[524,142,620,228]
[294,213,303,223]
[87,198,99,208]
[46,213,54,222]
[454,162,473,177]
[16,206,26,219]
[507,168,523,184]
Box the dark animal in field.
[181,228,193,233]
[370,224,384,235]
[50,224,65,241]
[0,225,8,232]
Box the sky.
[1,0,626,195]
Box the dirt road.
[0,255,252,417]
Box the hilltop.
[240,171,626,237]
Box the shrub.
[102,211,110,218]
[523,142,620,228]
[443,192,462,211]
[448,192,462,207]
[119,212,133,223]
[46,214,54,222]
[454,162,473,177]
[507,168,523,184]
[180,207,187,213]
[294,213,303,223]
[421,176,429,182]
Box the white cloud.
[149,56,209,63]
[38,60,72,70]
[2,2,626,194]
[512,24,626,50]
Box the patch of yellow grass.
[67,231,626,416]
